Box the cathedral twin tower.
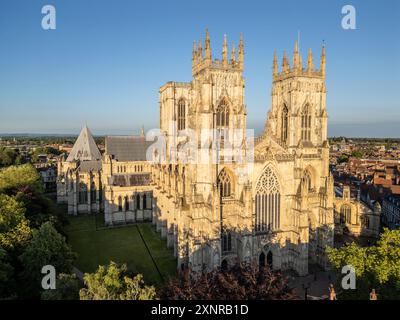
[58,29,334,277]
[154,30,334,276]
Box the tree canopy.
[161,262,297,300]
[0,194,31,251]
[0,247,15,298]
[0,164,43,193]
[19,222,75,297]
[79,261,156,300]
[327,228,400,299]
[41,273,81,300]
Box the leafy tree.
[0,147,18,167]
[0,164,65,232]
[19,222,75,297]
[326,228,400,299]
[0,164,43,194]
[0,194,31,251]
[41,273,80,300]
[79,261,156,300]
[337,155,349,164]
[160,262,297,300]
[0,247,15,298]
[30,147,61,163]
[351,150,363,158]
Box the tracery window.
[301,170,312,192]
[301,104,312,142]
[125,195,129,211]
[118,196,122,211]
[216,99,229,128]
[340,205,352,224]
[281,105,288,143]
[216,99,229,149]
[78,183,87,204]
[221,231,232,252]
[178,99,186,131]
[255,167,280,232]
[218,169,232,198]
[136,193,141,210]
[90,182,96,202]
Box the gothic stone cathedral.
[57,31,335,276]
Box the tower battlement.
[272,41,326,82]
[192,29,244,76]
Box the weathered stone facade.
[58,31,339,276]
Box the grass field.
[65,214,177,285]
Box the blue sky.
[0,0,399,137]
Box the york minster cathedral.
[57,31,377,276]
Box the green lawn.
[65,215,177,285]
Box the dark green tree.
[0,247,15,299]
[161,262,297,300]
[19,222,76,298]
[41,273,81,300]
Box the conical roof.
[66,126,101,162]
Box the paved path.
[288,270,337,300]
[73,266,84,282]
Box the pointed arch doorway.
[267,251,273,268]
[259,252,266,268]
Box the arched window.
[78,183,87,204]
[90,182,96,202]
[218,169,232,198]
[363,216,370,229]
[125,196,129,211]
[255,167,280,232]
[340,205,352,224]
[118,196,122,211]
[178,99,186,131]
[281,105,288,143]
[98,182,103,203]
[301,104,311,142]
[216,99,229,128]
[221,231,232,252]
[259,252,266,269]
[136,193,141,210]
[143,193,147,209]
[301,170,312,192]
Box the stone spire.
[197,40,203,64]
[140,125,145,137]
[238,32,244,71]
[282,51,289,73]
[192,41,197,68]
[204,28,212,64]
[307,48,314,74]
[222,34,228,67]
[66,125,101,162]
[320,45,326,77]
[273,51,278,77]
[231,44,236,65]
[299,51,303,71]
[293,40,299,71]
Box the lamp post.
[302,282,311,300]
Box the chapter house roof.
[66,126,101,162]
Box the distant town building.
[334,186,380,238]
[382,195,400,230]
